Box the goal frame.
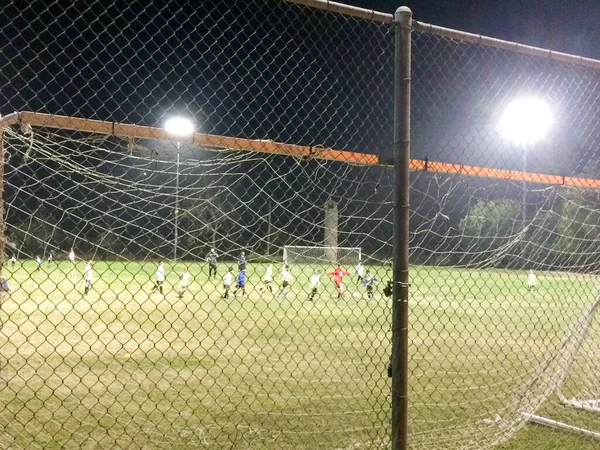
[282,245,362,265]
[522,294,600,440]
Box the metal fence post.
[392,6,412,450]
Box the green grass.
[0,261,599,449]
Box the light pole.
[500,97,552,259]
[175,144,180,261]
[164,117,195,262]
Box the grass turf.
[0,261,599,449]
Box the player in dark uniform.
[206,248,218,279]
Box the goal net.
[0,119,393,450]
[401,18,600,448]
[283,245,362,266]
[407,169,600,449]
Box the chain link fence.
[3,1,600,449]
[0,1,394,449]
[409,19,600,450]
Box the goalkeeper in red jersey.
[327,265,351,298]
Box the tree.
[459,199,522,266]
[8,206,61,258]
[542,188,600,270]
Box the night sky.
[348,0,600,59]
[2,0,600,264]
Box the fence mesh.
[3,0,600,449]
[0,1,394,449]
[409,27,600,449]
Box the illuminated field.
[0,261,598,449]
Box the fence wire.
[1,1,394,449]
[3,1,600,449]
[410,26,600,450]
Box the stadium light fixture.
[164,116,195,138]
[500,97,552,146]
[164,116,194,262]
[500,97,552,241]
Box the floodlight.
[500,97,552,146]
[164,116,194,137]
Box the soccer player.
[206,248,218,279]
[47,250,54,266]
[35,256,42,272]
[10,255,16,268]
[233,269,246,297]
[238,251,247,272]
[178,269,192,299]
[68,248,76,264]
[258,263,274,294]
[83,260,93,296]
[222,267,234,298]
[527,269,537,291]
[328,265,351,298]
[308,270,323,301]
[277,265,293,298]
[355,260,365,283]
[362,270,378,300]
[151,261,165,294]
[383,280,393,298]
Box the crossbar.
[3,111,600,189]
[524,413,600,440]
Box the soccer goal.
[282,245,362,266]
[520,294,600,440]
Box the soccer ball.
[352,292,360,298]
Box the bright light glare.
[500,97,552,146]
[164,117,195,137]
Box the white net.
[409,169,600,449]
[0,123,394,450]
[4,121,600,450]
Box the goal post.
[282,245,362,266]
[517,293,600,439]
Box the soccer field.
[0,261,599,449]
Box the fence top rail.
[284,1,600,70]
[283,0,393,24]
[413,20,600,70]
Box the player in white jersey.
[222,267,234,298]
[277,265,293,298]
[527,270,537,291]
[151,261,165,294]
[10,255,16,268]
[308,270,323,301]
[258,264,274,294]
[68,248,76,264]
[355,261,365,283]
[178,270,192,298]
[35,256,42,272]
[83,261,93,296]
[362,270,378,300]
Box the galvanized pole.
[521,146,528,266]
[266,198,272,257]
[392,6,412,450]
[174,144,180,262]
[522,146,527,224]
